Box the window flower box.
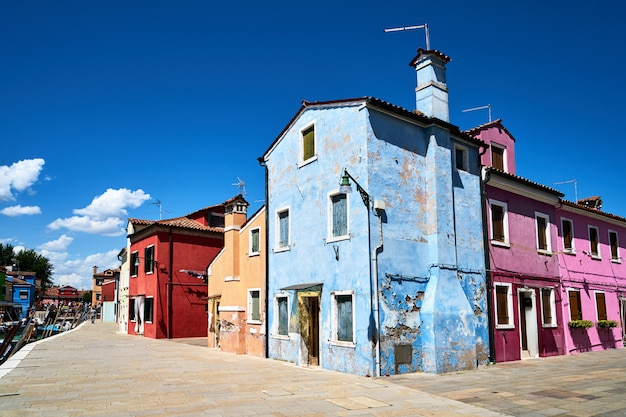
[568,320,594,329]
[596,320,619,329]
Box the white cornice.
[487,175,560,206]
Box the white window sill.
[298,155,318,168]
[326,235,350,244]
[271,334,290,340]
[491,240,510,248]
[542,324,558,328]
[537,249,552,256]
[247,320,262,325]
[563,249,576,256]
[591,255,602,261]
[330,340,356,348]
[611,258,622,264]
[274,246,290,253]
[496,324,515,330]
[248,251,260,257]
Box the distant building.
[5,271,36,318]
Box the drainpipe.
[258,156,270,359]
[372,208,383,378]
[481,166,496,363]
[167,227,173,339]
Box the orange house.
[207,197,266,357]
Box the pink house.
[470,120,625,362]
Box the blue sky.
[2,1,625,290]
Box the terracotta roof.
[10,276,31,286]
[465,119,518,142]
[262,96,484,160]
[560,200,626,224]
[486,168,564,197]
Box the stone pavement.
[0,323,623,417]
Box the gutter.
[258,156,270,359]
[481,166,496,363]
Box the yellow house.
[207,196,266,357]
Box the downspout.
[167,226,173,339]
[481,165,496,363]
[372,208,383,378]
[258,156,270,359]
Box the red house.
[126,199,229,339]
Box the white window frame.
[609,229,621,263]
[535,212,552,254]
[275,207,290,252]
[489,199,510,247]
[131,251,139,277]
[540,287,557,328]
[494,283,514,329]
[568,288,583,321]
[331,290,356,347]
[247,288,262,324]
[273,294,289,339]
[144,245,155,275]
[595,290,608,321]
[299,122,317,167]
[491,143,507,172]
[561,217,576,254]
[454,144,469,171]
[327,190,350,242]
[588,225,601,259]
[249,227,261,256]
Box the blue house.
[260,49,489,376]
[6,271,36,318]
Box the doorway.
[298,293,320,366]
[620,298,626,342]
[519,289,538,359]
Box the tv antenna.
[383,23,430,50]
[462,104,492,123]
[232,177,247,197]
[553,179,578,203]
[150,199,170,220]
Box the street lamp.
[339,168,384,377]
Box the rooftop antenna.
[462,104,492,123]
[232,177,247,197]
[150,199,170,220]
[383,23,430,50]
[553,179,578,203]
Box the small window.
[145,297,154,323]
[535,212,551,253]
[131,252,139,276]
[19,290,28,300]
[568,290,582,321]
[329,192,348,240]
[276,209,290,250]
[276,296,288,336]
[495,283,513,328]
[454,145,468,171]
[129,298,136,321]
[248,289,261,322]
[589,226,600,258]
[332,290,355,344]
[595,292,607,321]
[561,218,575,253]
[541,288,556,327]
[249,227,260,256]
[609,230,620,262]
[96,293,101,301]
[144,245,155,274]
[489,199,509,246]
[208,212,225,228]
[301,124,316,163]
[491,144,506,171]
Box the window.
[248,289,261,322]
[454,145,468,171]
[495,283,513,328]
[131,252,139,276]
[19,290,28,300]
[276,295,288,336]
[568,290,582,321]
[332,290,355,344]
[301,124,316,163]
[561,218,575,253]
[609,230,620,262]
[129,298,136,321]
[276,209,290,250]
[489,199,509,246]
[595,292,607,321]
[588,226,600,258]
[249,228,260,256]
[541,288,556,327]
[329,192,348,240]
[144,245,155,274]
[208,212,225,228]
[145,297,154,323]
[96,293,101,301]
[491,144,506,171]
[535,212,551,253]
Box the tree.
[1,244,55,299]
[0,243,15,266]
[82,290,92,303]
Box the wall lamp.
[340,169,386,211]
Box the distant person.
[90,307,96,324]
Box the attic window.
[300,124,317,165]
[491,144,505,171]
[208,212,225,228]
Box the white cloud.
[0,158,45,201]
[53,249,120,289]
[0,205,42,216]
[74,188,151,220]
[46,188,151,236]
[39,234,74,251]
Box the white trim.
[489,199,510,247]
[275,206,291,251]
[327,189,350,243]
[224,276,240,282]
[609,229,621,263]
[494,282,514,329]
[560,217,576,254]
[298,121,317,167]
[248,227,261,256]
[588,225,601,259]
[218,305,245,312]
[273,294,290,338]
[224,225,241,233]
[535,211,552,254]
[330,290,356,347]
[540,287,557,328]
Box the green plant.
[568,320,594,329]
[596,320,619,328]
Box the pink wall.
[471,121,517,175]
